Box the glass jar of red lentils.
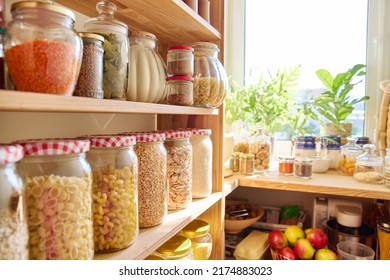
[4,1,82,96]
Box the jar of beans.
[0,144,29,260]
[84,135,138,253]
[166,75,194,106]
[4,1,82,96]
[17,138,94,260]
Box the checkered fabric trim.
[164,130,192,139]
[0,144,24,164]
[130,132,166,143]
[19,139,90,156]
[190,128,212,136]
[85,135,136,148]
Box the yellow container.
[180,219,212,260]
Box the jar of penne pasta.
[84,135,139,253]
[17,138,94,260]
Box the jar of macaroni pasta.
[179,219,212,260]
[154,235,194,260]
[0,144,29,260]
[17,138,94,260]
[84,135,138,253]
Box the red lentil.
[5,40,80,95]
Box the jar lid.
[155,235,192,256]
[167,45,194,52]
[0,144,24,164]
[188,42,219,52]
[129,132,166,143]
[84,135,136,148]
[166,75,194,82]
[79,32,105,42]
[11,1,76,21]
[180,219,210,238]
[378,217,390,232]
[164,130,192,139]
[279,155,295,160]
[241,153,255,159]
[232,152,243,157]
[144,254,164,260]
[18,139,90,156]
[189,128,212,136]
[128,30,156,40]
[295,157,313,163]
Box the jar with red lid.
[167,45,194,76]
[84,135,138,253]
[166,75,194,106]
[17,138,94,260]
[0,144,29,260]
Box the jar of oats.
[0,144,29,260]
[249,128,271,173]
[84,135,138,253]
[17,138,94,260]
[164,130,192,211]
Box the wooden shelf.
[94,192,222,260]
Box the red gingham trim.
[0,144,24,164]
[18,139,90,156]
[83,135,136,148]
[164,130,192,139]
[127,132,166,143]
[189,128,212,136]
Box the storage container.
[166,75,193,106]
[338,136,364,176]
[179,219,212,260]
[249,128,271,173]
[321,135,341,169]
[294,158,313,179]
[354,144,384,184]
[278,155,294,175]
[154,235,194,260]
[167,45,194,76]
[230,152,242,173]
[293,135,318,158]
[198,0,210,23]
[234,230,269,260]
[239,153,255,175]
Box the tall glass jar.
[127,31,167,103]
[179,219,212,260]
[4,1,82,95]
[338,136,364,176]
[249,128,271,173]
[322,135,341,170]
[154,235,194,260]
[189,128,213,198]
[189,42,228,108]
[385,148,390,189]
[84,135,138,253]
[84,1,128,100]
[17,139,93,260]
[0,144,29,260]
[354,144,384,184]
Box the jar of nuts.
[249,128,271,173]
[338,137,364,176]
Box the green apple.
[284,225,305,246]
[314,248,338,260]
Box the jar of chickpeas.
[84,135,138,253]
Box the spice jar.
[0,144,29,260]
[384,148,390,189]
[163,130,192,211]
[230,152,242,173]
[17,139,94,260]
[84,1,128,100]
[4,1,82,96]
[73,32,104,99]
[84,135,138,253]
[166,75,194,106]
[294,158,313,179]
[249,128,271,173]
[239,153,255,175]
[154,235,194,260]
[167,45,194,76]
[338,136,364,176]
[354,144,384,184]
[179,219,212,260]
[279,155,295,176]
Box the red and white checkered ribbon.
[19,139,90,156]
[84,135,136,148]
[162,130,192,139]
[130,132,166,143]
[0,144,24,164]
[189,128,212,136]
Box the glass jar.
[73,32,104,99]
[167,45,194,76]
[294,158,313,179]
[84,1,128,100]
[4,1,82,96]
[17,139,94,260]
[230,152,242,173]
[239,153,255,175]
[293,135,318,158]
[377,217,390,260]
[127,31,167,103]
[338,136,364,176]
[179,219,212,260]
[189,129,212,198]
[354,144,384,184]
[154,235,194,260]
[166,75,194,106]
[322,135,341,169]
[249,128,271,173]
[85,135,138,253]
[0,144,29,260]
[189,42,228,108]
[385,148,390,189]
[279,155,295,176]
[356,136,370,147]
[164,130,192,211]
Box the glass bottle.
[179,219,212,260]
[354,144,384,184]
[249,128,271,173]
[84,1,129,100]
[368,199,389,229]
[384,148,390,189]
[338,136,364,176]
[154,235,194,260]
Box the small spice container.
[239,153,255,175]
[230,152,242,173]
[354,144,384,184]
[179,219,212,260]
[279,155,294,176]
[17,138,94,260]
[73,32,104,98]
[166,75,194,106]
[154,235,194,260]
[167,45,194,76]
[294,158,313,179]
[0,144,29,260]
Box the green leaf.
[316,69,334,91]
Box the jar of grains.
[4,1,82,95]
[163,130,192,211]
[249,128,271,173]
[17,139,93,260]
[166,75,194,106]
[0,144,29,260]
[167,45,194,76]
[354,144,384,184]
[84,1,129,100]
[130,132,167,228]
[239,153,255,175]
[189,128,213,198]
[73,32,104,99]
[84,135,138,253]
[154,235,194,260]
[179,219,212,260]
[338,136,364,176]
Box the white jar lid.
[336,205,362,228]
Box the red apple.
[306,228,328,250]
[277,247,297,260]
[314,248,338,260]
[284,225,305,246]
[293,238,315,260]
[268,230,288,249]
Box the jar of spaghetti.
[154,235,194,260]
[84,135,138,253]
[17,138,94,260]
[4,1,82,95]
[0,144,29,260]
[279,155,294,175]
[179,219,212,260]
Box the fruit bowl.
[225,200,265,234]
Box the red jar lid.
[166,75,194,82]
[167,45,194,52]
[129,132,166,143]
[0,144,24,164]
[83,135,136,148]
[189,128,212,136]
[18,138,90,156]
[164,130,192,139]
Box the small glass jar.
[167,45,194,76]
[179,219,212,260]
[294,158,313,179]
[354,144,384,184]
[17,139,94,260]
[293,135,318,158]
[189,129,212,198]
[249,128,271,173]
[154,235,194,260]
[73,32,104,99]
[0,144,29,260]
[85,135,138,253]
[230,152,242,173]
[279,155,295,176]
[384,148,390,189]
[166,75,194,106]
[239,153,255,175]
[338,136,364,176]
[322,135,341,170]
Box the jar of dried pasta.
[0,144,29,260]
[163,130,192,211]
[84,135,138,253]
[17,138,93,260]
